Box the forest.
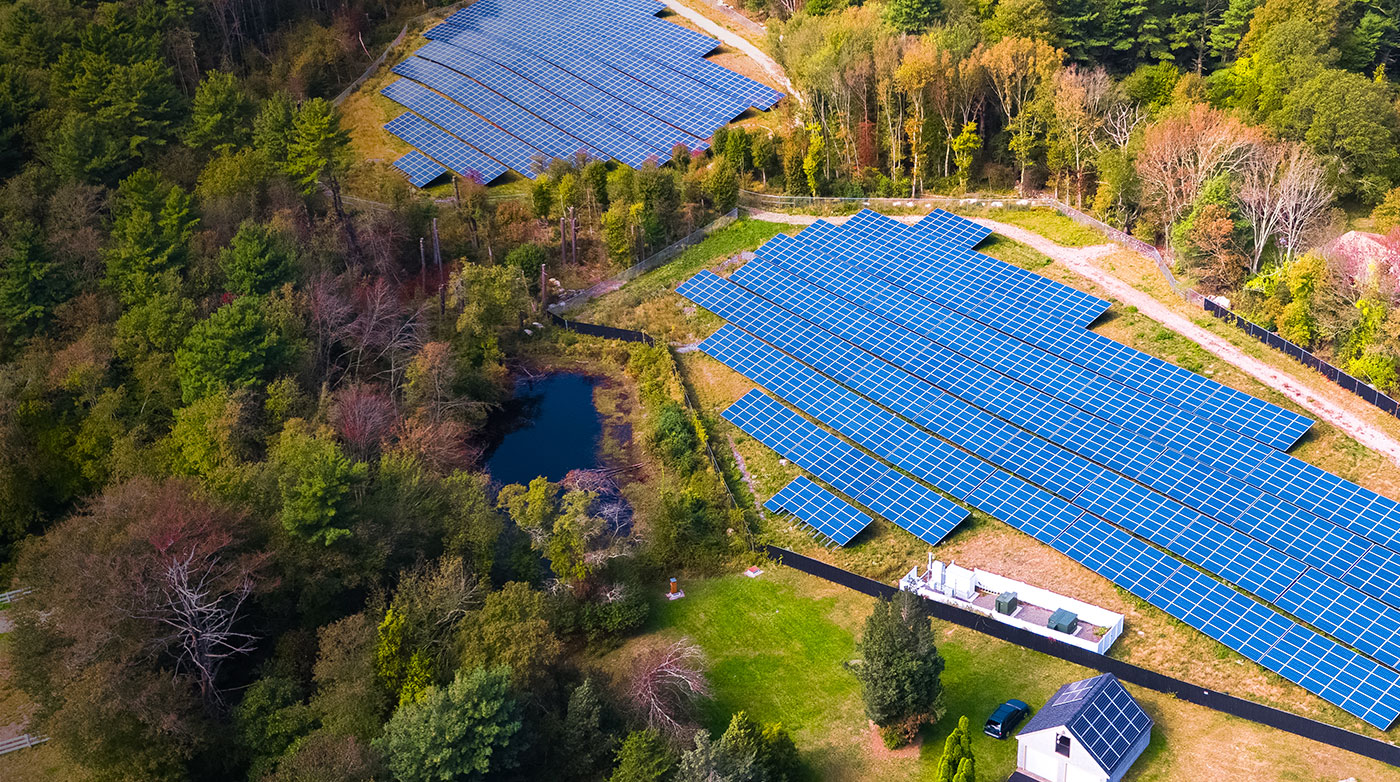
[0,1,761,780]
[0,0,1398,780]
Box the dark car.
[983,699,1031,739]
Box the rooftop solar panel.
[392,150,447,187]
[765,477,874,546]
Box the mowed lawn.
[613,567,1089,780]
[600,567,1400,782]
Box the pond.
[485,373,603,486]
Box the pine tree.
[854,591,946,745]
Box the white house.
[1015,674,1152,782]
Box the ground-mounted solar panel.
[394,56,593,163]
[381,79,545,177]
[413,41,658,168]
[722,389,970,546]
[1054,515,1400,729]
[454,0,721,58]
[439,18,724,138]
[425,26,703,159]
[707,253,1400,633]
[752,226,1282,478]
[766,477,874,546]
[818,210,1313,450]
[383,112,506,183]
[392,150,447,187]
[915,208,994,249]
[684,206,1400,728]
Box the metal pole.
[432,217,444,316]
[560,215,568,265]
[419,237,426,296]
[540,263,548,312]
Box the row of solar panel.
[435,8,738,137]
[786,213,1400,556]
[738,233,1400,601]
[797,210,1312,451]
[765,476,873,546]
[696,313,1400,674]
[722,391,969,546]
[383,0,781,185]
[722,384,1400,729]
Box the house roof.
[1018,674,1152,774]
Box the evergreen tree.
[0,222,61,350]
[375,666,525,782]
[185,71,253,153]
[885,0,943,33]
[675,730,755,782]
[854,591,946,745]
[104,169,197,306]
[175,295,281,403]
[610,729,676,782]
[253,92,297,169]
[560,678,614,781]
[220,221,293,295]
[706,158,740,212]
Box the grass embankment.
[981,207,1105,247]
[569,218,793,344]
[598,568,1397,781]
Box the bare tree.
[628,638,712,738]
[331,383,398,461]
[1238,141,1289,273]
[337,277,426,390]
[1276,144,1336,262]
[141,544,260,704]
[1136,104,1260,251]
[1101,100,1146,150]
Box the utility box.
[1048,608,1078,634]
[995,591,1019,615]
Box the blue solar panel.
[765,477,874,546]
[1055,515,1400,729]
[915,209,994,249]
[413,41,655,167]
[383,112,506,183]
[381,79,545,177]
[722,390,969,546]
[425,26,703,159]
[392,150,447,187]
[434,13,728,137]
[679,210,1400,728]
[783,211,1311,450]
[394,55,592,162]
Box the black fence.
[764,545,1400,768]
[547,312,654,345]
[1201,299,1400,419]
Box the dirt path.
[969,218,1400,469]
[660,0,792,94]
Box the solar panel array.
[380,0,782,186]
[765,477,874,546]
[678,207,1400,729]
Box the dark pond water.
[485,373,602,486]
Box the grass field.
[982,207,1106,247]
[596,568,1399,781]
